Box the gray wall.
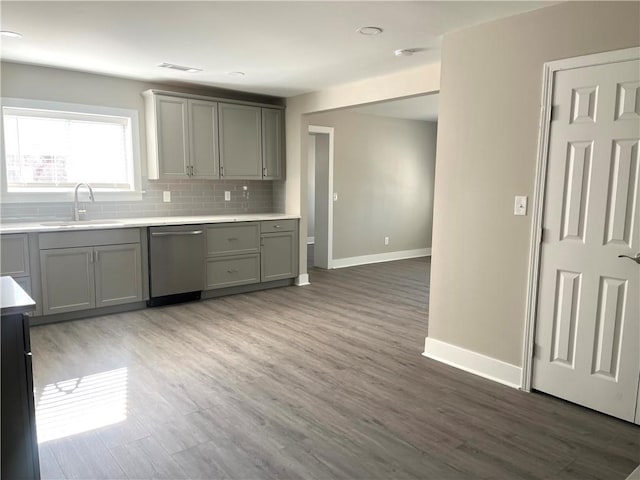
[0,62,283,221]
[312,133,330,268]
[429,1,640,366]
[306,110,437,260]
[307,134,316,239]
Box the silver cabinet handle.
[227,269,238,274]
[273,224,282,229]
[618,253,640,265]
[151,230,203,237]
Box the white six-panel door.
[533,58,640,422]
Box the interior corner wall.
[428,1,640,367]
[307,110,437,260]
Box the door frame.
[308,125,335,269]
[521,46,640,392]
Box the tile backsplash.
[0,179,279,222]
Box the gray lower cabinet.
[260,219,298,282]
[204,222,261,290]
[205,254,260,289]
[39,229,143,316]
[1,233,33,297]
[1,234,30,278]
[40,244,142,315]
[94,244,143,308]
[40,247,95,315]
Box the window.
[1,98,141,202]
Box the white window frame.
[0,97,142,203]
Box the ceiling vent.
[394,48,427,57]
[157,62,201,73]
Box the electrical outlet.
[224,191,231,201]
[163,191,171,202]
[384,236,390,246]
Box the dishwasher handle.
[151,230,203,237]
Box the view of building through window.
[2,106,135,193]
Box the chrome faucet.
[73,183,95,221]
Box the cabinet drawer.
[261,219,296,233]
[39,229,141,249]
[1,234,30,277]
[205,254,260,290]
[206,223,259,256]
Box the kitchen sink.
[40,220,124,227]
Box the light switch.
[224,191,231,201]
[514,195,527,216]
[163,191,171,202]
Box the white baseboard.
[331,248,431,269]
[295,274,310,286]
[422,337,522,389]
[625,464,640,480]
[307,237,315,245]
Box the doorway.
[307,126,334,270]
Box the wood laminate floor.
[31,258,639,480]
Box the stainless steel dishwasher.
[148,224,205,306]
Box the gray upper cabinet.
[188,99,219,179]
[218,103,262,180]
[145,91,284,181]
[149,95,189,179]
[144,92,219,180]
[262,108,284,180]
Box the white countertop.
[1,276,36,315]
[0,213,299,234]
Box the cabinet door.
[1,234,30,277]
[262,108,284,180]
[94,244,143,308]
[189,99,219,179]
[218,103,262,179]
[261,231,298,282]
[156,95,189,179]
[40,247,95,315]
[1,313,40,480]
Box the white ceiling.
[0,1,553,99]
[351,93,439,121]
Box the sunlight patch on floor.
[35,367,128,443]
